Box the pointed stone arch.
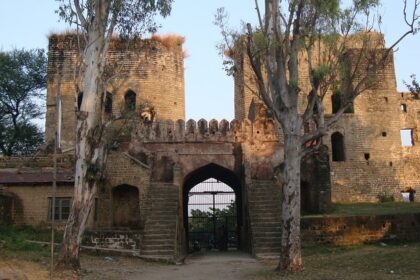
[182,163,243,251]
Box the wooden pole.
[50,93,61,278]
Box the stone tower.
[233,32,420,201]
[45,34,185,150]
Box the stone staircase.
[248,180,282,259]
[140,183,179,261]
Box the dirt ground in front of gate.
[2,243,420,280]
[0,250,264,280]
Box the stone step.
[248,181,283,259]
[254,236,282,243]
[150,202,178,208]
[142,244,175,251]
[143,224,176,231]
[143,228,176,235]
[251,224,282,230]
[141,185,178,261]
[141,249,174,257]
[141,239,174,246]
[147,211,178,216]
[250,216,281,223]
[248,200,280,205]
[249,203,281,209]
[146,220,176,225]
[249,189,281,194]
[250,210,281,216]
[142,232,175,238]
[146,215,177,220]
[149,209,179,214]
[149,199,178,203]
[253,231,281,237]
[149,195,177,198]
[248,196,280,201]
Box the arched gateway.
[183,163,242,252]
[101,117,331,262]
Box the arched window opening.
[112,185,140,228]
[331,132,345,162]
[77,92,83,111]
[104,92,113,114]
[124,90,136,112]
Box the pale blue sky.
[0,1,418,121]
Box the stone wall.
[98,152,150,229]
[1,184,78,227]
[302,213,420,245]
[83,230,141,251]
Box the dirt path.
[82,250,265,280]
[0,250,267,280]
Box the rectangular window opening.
[48,197,72,221]
[400,129,414,147]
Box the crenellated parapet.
[133,118,279,143]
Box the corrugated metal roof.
[0,171,74,184]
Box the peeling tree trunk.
[57,25,107,270]
[277,114,303,272]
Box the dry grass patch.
[249,242,420,280]
[151,33,185,49]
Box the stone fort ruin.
[0,33,419,261]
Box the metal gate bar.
[187,178,237,251]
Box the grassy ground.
[251,242,420,280]
[0,226,65,263]
[304,202,420,217]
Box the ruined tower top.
[45,33,186,150]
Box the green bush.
[378,194,395,203]
[0,225,62,252]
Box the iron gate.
[187,178,237,251]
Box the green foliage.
[353,0,380,11]
[0,225,59,251]
[377,194,395,203]
[312,64,330,88]
[189,200,237,233]
[404,74,420,98]
[0,49,47,156]
[56,0,174,38]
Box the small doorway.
[187,178,237,251]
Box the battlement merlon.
[132,118,280,143]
